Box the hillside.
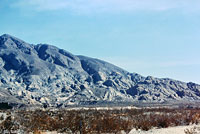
[0,34,200,108]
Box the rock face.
[0,34,200,108]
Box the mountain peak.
[0,34,32,51]
[1,34,16,39]
[0,34,26,43]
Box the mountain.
[0,34,200,108]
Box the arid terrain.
[1,106,200,134]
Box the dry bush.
[0,115,20,133]
[1,107,200,133]
[185,126,200,134]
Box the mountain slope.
[0,34,200,108]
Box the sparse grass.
[1,107,200,133]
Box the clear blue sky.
[0,0,200,83]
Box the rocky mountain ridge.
[0,34,200,108]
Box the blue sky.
[0,0,200,83]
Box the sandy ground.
[129,124,200,134]
[28,124,200,134]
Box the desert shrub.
[185,126,200,134]
[0,115,20,133]
[2,107,200,133]
[156,115,171,128]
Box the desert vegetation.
[184,126,200,134]
[1,107,200,133]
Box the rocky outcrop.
[0,34,200,108]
